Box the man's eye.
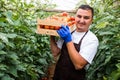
[77,15,81,18]
[84,16,90,19]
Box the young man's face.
[75,9,93,32]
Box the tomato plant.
[84,0,120,80]
[0,0,55,80]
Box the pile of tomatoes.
[39,12,75,30]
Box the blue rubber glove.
[57,25,72,43]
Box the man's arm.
[50,36,60,57]
[66,42,88,70]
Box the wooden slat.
[37,18,66,26]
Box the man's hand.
[57,25,72,43]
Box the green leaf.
[0,42,5,50]
[99,31,114,35]
[0,33,8,43]
[18,25,32,33]
[105,53,113,64]
[0,64,8,71]
[17,35,27,40]
[6,33,17,38]
[4,11,14,25]
[9,66,18,77]
[37,58,48,65]
[8,52,18,60]
[0,50,7,55]
[0,22,7,27]
[6,17,14,25]
[0,72,4,77]
[5,42,15,48]
[16,64,26,71]
[96,21,109,28]
[13,19,21,26]
[0,33,16,48]
[4,11,12,19]
[0,18,6,22]
[109,69,120,80]
[1,74,14,80]
[36,69,45,75]
[116,63,120,69]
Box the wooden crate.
[36,18,76,36]
[36,18,66,36]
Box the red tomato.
[40,25,44,28]
[67,22,73,26]
[71,21,75,25]
[70,16,75,21]
[44,25,50,29]
[61,12,68,16]
[49,26,54,30]
[54,26,61,30]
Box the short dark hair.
[77,5,94,18]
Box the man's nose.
[80,17,84,23]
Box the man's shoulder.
[86,30,98,41]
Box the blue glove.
[57,25,72,43]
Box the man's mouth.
[78,23,85,27]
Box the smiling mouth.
[78,22,85,25]
[78,24,85,27]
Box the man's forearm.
[66,41,88,70]
[50,36,60,57]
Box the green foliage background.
[85,0,120,80]
[0,0,120,80]
[0,0,56,80]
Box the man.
[50,4,99,80]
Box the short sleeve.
[80,34,99,64]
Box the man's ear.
[91,19,94,24]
